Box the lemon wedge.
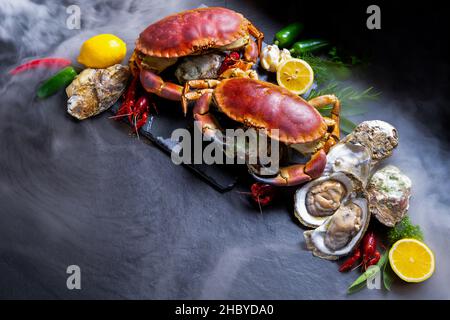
[78,34,127,69]
[276,58,314,95]
[389,238,435,283]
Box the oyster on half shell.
[294,172,362,228]
[304,196,370,260]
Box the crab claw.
[250,149,327,186]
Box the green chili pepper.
[273,22,303,48]
[37,66,77,99]
[290,39,329,56]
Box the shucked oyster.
[295,172,360,228]
[343,120,398,166]
[367,165,412,227]
[66,64,130,120]
[304,196,369,260]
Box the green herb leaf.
[387,216,424,245]
[347,265,380,294]
[340,117,357,134]
[383,262,395,291]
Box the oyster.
[324,141,372,187]
[367,165,412,227]
[294,172,361,228]
[66,64,130,120]
[343,120,398,166]
[175,53,224,84]
[304,196,370,260]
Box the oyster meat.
[175,53,224,84]
[66,64,130,120]
[304,196,369,260]
[343,120,398,166]
[294,172,360,228]
[367,165,412,227]
[324,202,362,251]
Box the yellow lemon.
[276,58,314,95]
[389,238,435,283]
[77,34,127,68]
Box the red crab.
[130,7,264,115]
[183,77,341,186]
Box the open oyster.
[367,165,412,227]
[342,120,398,166]
[294,172,361,228]
[66,64,130,120]
[304,196,370,260]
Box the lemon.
[276,58,314,95]
[77,34,127,68]
[389,238,435,283]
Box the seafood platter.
[11,6,435,292]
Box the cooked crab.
[130,7,264,114]
[181,77,341,186]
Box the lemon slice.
[389,238,435,283]
[276,58,314,95]
[78,34,127,69]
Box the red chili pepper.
[250,183,275,207]
[366,250,381,268]
[339,247,362,272]
[9,58,72,75]
[362,231,377,269]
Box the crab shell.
[136,7,252,58]
[213,78,328,144]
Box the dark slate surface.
[0,0,449,299]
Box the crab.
[130,6,264,114]
[182,77,341,186]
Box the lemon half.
[276,58,314,95]
[78,34,127,69]
[389,238,435,283]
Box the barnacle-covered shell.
[294,172,361,228]
[343,120,398,166]
[66,64,130,120]
[304,196,370,260]
[324,141,372,187]
[367,165,412,227]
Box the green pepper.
[37,66,77,99]
[290,39,329,56]
[273,22,303,48]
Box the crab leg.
[248,22,264,56]
[192,91,223,141]
[182,79,221,116]
[250,149,327,186]
[140,69,184,107]
[308,94,341,152]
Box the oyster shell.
[324,141,372,187]
[294,172,362,228]
[304,196,370,260]
[343,120,398,166]
[367,165,412,227]
[66,64,130,120]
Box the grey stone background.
[0,0,449,299]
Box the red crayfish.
[339,231,381,272]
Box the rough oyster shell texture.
[367,165,412,227]
[343,120,399,166]
[66,64,130,120]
